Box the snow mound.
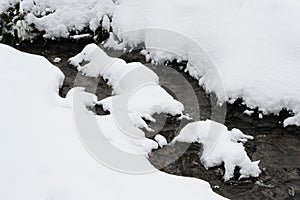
[1,0,115,39]
[154,134,168,148]
[107,0,300,126]
[69,44,184,132]
[2,0,300,126]
[284,113,300,127]
[0,43,225,199]
[172,120,261,181]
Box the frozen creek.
[8,39,300,200]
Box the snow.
[2,0,300,126]
[0,44,225,199]
[243,110,254,116]
[69,44,185,132]
[53,57,61,63]
[1,0,115,38]
[154,134,168,148]
[108,0,300,127]
[0,0,18,13]
[172,120,261,181]
[70,34,91,40]
[284,113,300,127]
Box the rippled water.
[10,40,300,200]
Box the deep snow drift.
[172,120,261,181]
[0,44,227,199]
[1,0,300,126]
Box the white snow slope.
[0,44,226,199]
[1,0,300,126]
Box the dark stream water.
[7,39,300,200]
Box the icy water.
[9,39,300,200]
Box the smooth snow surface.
[0,44,225,199]
[172,120,261,181]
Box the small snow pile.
[69,44,185,132]
[61,87,98,111]
[243,110,254,116]
[154,134,167,148]
[0,43,225,200]
[53,57,61,63]
[172,120,261,181]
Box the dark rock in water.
[6,39,300,200]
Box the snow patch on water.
[172,120,261,181]
[69,44,184,132]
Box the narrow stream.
[9,39,300,200]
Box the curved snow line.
[69,43,185,133]
[70,44,261,182]
[2,0,300,126]
[0,43,225,199]
[107,0,300,127]
[172,120,261,182]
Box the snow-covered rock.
[1,0,115,39]
[69,44,184,132]
[243,110,254,116]
[2,0,300,126]
[172,120,261,181]
[53,57,61,63]
[108,0,300,127]
[0,43,225,200]
[154,134,168,148]
[284,113,300,127]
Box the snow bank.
[69,44,184,132]
[70,44,260,181]
[243,110,254,116]
[108,0,300,126]
[172,120,261,181]
[2,0,300,126]
[1,0,115,39]
[0,44,225,199]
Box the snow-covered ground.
[0,43,226,199]
[1,0,300,126]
